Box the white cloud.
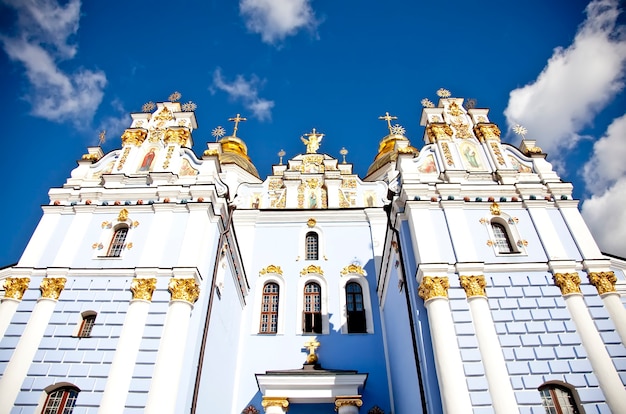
[0,0,106,127]
[504,0,626,157]
[582,113,626,193]
[239,0,318,44]
[96,99,131,146]
[211,68,275,121]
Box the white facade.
[0,96,624,414]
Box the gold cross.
[304,339,320,363]
[228,114,247,137]
[378,112,398,134]
[99,130,106,145]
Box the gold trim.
[40,277,66,300]
[553,272,581,295]
[473,123,501,142]
[335,397,363,410]
[131,278,157,301]
[459,275,486,297]
[490,202,501,216]
[418,276,449,301]
[307,218,316,227]
[2,277,30,300]
[168,278,200,303]
[260,265,283,276]
[426,123,453,143]
[300,265,324,276]
[588,271,617,295]
[118,208,129,222]
[340,264,365,276]
[261,397,289,409]
[121,128,147,146]
[164,127,190,146]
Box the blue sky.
[1,0,625,265]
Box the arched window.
[259,283,279,334]
[42,385,79,414]
[346,282,366,333]
[303,282,322,333]
[491,222,514,254]
[539,381,583,414]
[75,311,97,338]
[305,232,319,260]
[107,226,128,257]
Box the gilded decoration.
[490,142,506,165]
[441,142,454,166]
[269,178,283,191]
[459,275,487,297]
[335,397,363,410]
[130,278,157,301]
[341,178,357,189]
[301,154,325,173]
[524,146,543,155]
[203,149,219,156]
[117,147,131,171]
[418,276,449,301]
[168,278,200,303]
[301,128,324,154]
[155,106,174,121]
[260,265,283,276]
[164,128,190,146]
[81,153,100,162]
[304,338,320,364]
[339,191,350,208]
[163,145,175,169]
[340,264,366,276]
[451,121,472,139]
[261,397,289,409]
[118,208,129,222]
[121,129,147,146]
[300,265,324,276]
[474,124,501,142]
[307,218,316,227]
[3,277,30,300]
[446,101,463,116]
[588,271,617,295]
[40,277,67,300]
[490,202,501,216]
[553,272,581,295]
[426,123,453,142]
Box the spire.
[215,114,259,178]
[366,112,418,176]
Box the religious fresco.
[417,154,437,173]
[138,148,158,172]
[179,158,199,176]
[507,154,532,173]
[92,161,114,179]
[459,142,484,170]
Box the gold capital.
[40,277,67,300]
[130,278,157,301]
[121,128,147,146]
[2,277,30,300]
[553,272,581,295]
[418,276,449,301]
[473,123,501,142]
[460,275,486,297]
[335,396,363,411]
[168,278,200,304]
[261,397,289,409]
[164,127,190,146]
[588,271,617,295]
[426,123,453,143]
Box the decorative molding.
[261,397,289,408]
[426,123,453,142]
[490,202,501,216]
[121,128,147,146]
[459,275,486,297]
[335,396,363,409]
[130,278,157,301]
[307,218,317,227]
[168,278,200,303]
[164,127,190,146]
[118,208,129,222]
[473,123,501,142]
[340,264,366,276]
[588,271,617,295]
[418,276,449,301]
[260,265,283,276]
[40,277,67,300]
[241,405,259,414]
[300,264,324,276]
[2,277,30,300]
[553,272,581,295]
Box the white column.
[554,272,626,413]
[335,396,362,413]
[419,276,473,414]
[0,277,30,341]
[460,275,519,414]
[261,397,289,413]
[0,277,66,414]
[98,278,156,414]
[144,278,199,414]
[588,271,626,345]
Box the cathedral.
[0,92,624,414]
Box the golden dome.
[218,135,260,178]
[366,133,418,176]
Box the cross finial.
[278,149,286,165]
[340,147,348,163]
[378,112,398,134]
[98,130,106,146]
[228,114,247,137]
[304,338,320,364]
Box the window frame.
[305,232,319,261]
[296,274,329,335]
[538,380,585,414]
[72,310,97,338]
[252,272,286,335]
[303,281,322,334]
[338,273,374,334]
[298,226,325,262]
[259,282,280,334]
[107,225,129,257]
[483,214,527,256]
[38,383,80,414]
